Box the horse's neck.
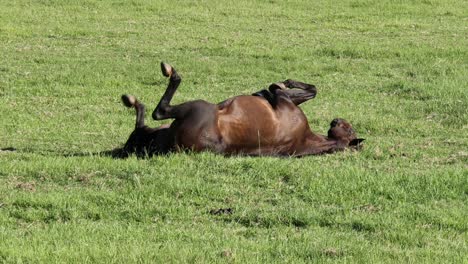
[307,131,328,142]
[296,131,341,156]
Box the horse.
[119,62,364,157]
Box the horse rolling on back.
[119,62,364,157]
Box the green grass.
[1,0,467,262]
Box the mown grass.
[0,0,467,262]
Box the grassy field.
[1,0,467,262]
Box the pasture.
[0,0,467,262]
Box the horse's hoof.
[121,94,136,107]
[160,62,173,77]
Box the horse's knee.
[152,107,168,120]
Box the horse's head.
[327,118,365,148]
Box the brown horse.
[119,62,364,157]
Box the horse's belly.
[167,95,309,155]
[217,97,299,154]
[219,118,278,146]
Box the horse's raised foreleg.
[268,79,317,106]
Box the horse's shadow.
[63,148,129,158]
[1,147,130,159]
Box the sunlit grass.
[0,0,467,262]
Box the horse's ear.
[349,138,365,146]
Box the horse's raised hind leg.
[152,62,183,120]
[122,94,146,129]
[120,94,150,157]
[268,79,317,106]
